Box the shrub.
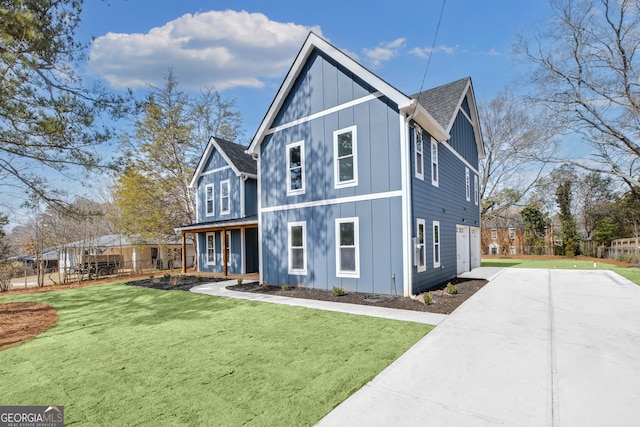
[196,275,203,282]
[423,292,433,305]
[237,278,243,285]
[565,241,576,258]
[163,273,171,280]
[281,285,290,291]
[446,282,458,295]
[170,275,180,286]
[332,286,345,296]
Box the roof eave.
[401,101,449,142]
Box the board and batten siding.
[244,179,258,216]
[196,169,241,221]
[196,229,243,274]
[260,49,405,293]
[448,108,478,167]
[410,123,481,294]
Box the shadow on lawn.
[481,261,522,267]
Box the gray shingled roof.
[215,138,257,175]
[411,77,470,131]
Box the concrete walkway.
[317,268,640,426]
[190,280,448,325]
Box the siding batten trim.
[257,156,263,283]
[400,113,412,297]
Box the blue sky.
[6,0,559,227]
[79,0,554,143]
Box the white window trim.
[417,218,426,273]
[433,221,441,269]
[415,127,424,180]
[206,232,216,265]
[333,125,358,189]
[336,217,360,278]
[474,174,479,206]
[509,228,516,239]
[465,167,471,202]
[431,139,439,187]
[286,140,305,196]
[220,179,230,215]
[491,228,498,240]
[205,184,215,217]
[288,221,307,275]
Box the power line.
[416,0,448,97]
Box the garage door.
[456,225,470,274]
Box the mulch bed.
[0,302,58,350]
[125,276,226,291]
[228,278,487,314]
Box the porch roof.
[175,215,258,233]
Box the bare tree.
[516,0,640,190]
[479,90,558,218]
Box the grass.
[0,283,432,426]
[482,257,640,285]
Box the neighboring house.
[482,207,555,255]
[176,137,259,275]
[59,234,195,275]
[245,32,484,296]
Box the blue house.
[246,33,484,296]
[178,137,259,275]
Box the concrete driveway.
[318,268,640,426]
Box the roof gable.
[413,77,485,159]
[249,32,448,153]
[190,137,257,188]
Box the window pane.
[290,168,302,190]
[291,248,304,270]
[417,152,423,174]
[222,183,229,197]
[434,225,439,244]
[337,132,352,157]
[340,222,355,246]
[434,245,440,263]
[291,226,303,247]
[340,248,356,271]
[339,158,354,182]
[418,224,424,244]
[206,200,213,213]
[206,187,212,199]
[222,198,229,212]
[289,146,301,168]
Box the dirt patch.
[0,302,58,350]
[228,278,487,314]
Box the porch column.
[222,229,228,277]
[181,231,187,274]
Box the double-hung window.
[205,184,215,216]
[417,219,426,272]
[288,222,307,275]
[286,141,305,195]
[433,221,441,268]
[336,217,359,277]
[431,139,439,187]
[220,180,230,215]
[465,167,471,202]
[415,127,424,180]
[206,232,216,265]
[509,228,516,239]
[474,174,479,205]
[334,126,358,188]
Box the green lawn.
[0,283,432,426]
[482,258,640,285]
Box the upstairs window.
[509,228,516,239]
[288,222,307,275]
[220,180,230,215]
[336,217,360,277]
[334,126,358,188]
[415,127,424,180]
[431,139,439,187]
[474,174,479,206]
[491,228,498,240]
[465,167,471,202]
[205,184,215,216]
[286,141,305,196]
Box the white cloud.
[363,38,406,67]
[88,10,321,90]
[410,44,456,58]
[486,48,502,56]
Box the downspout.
[401,101,418,297]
